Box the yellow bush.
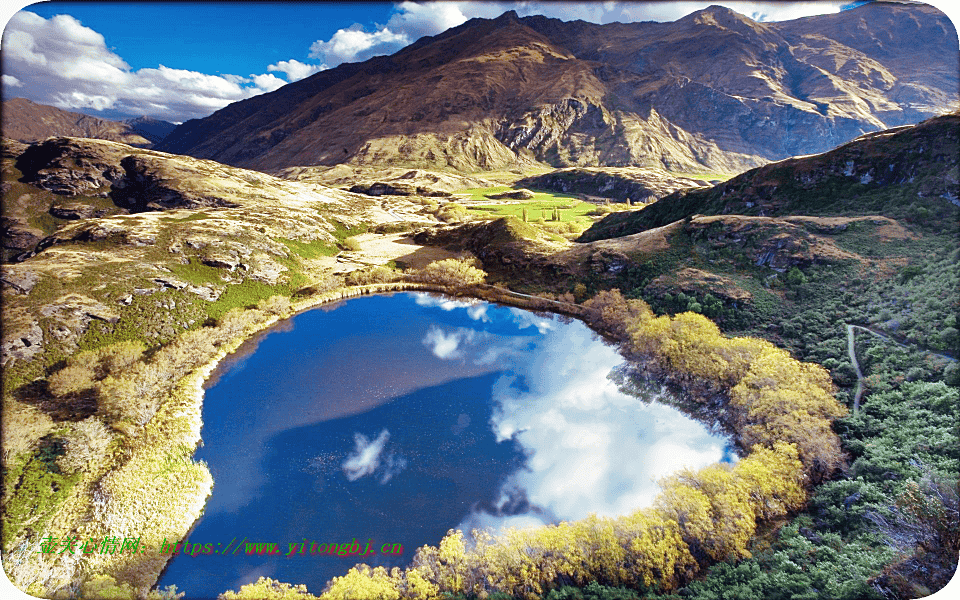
[411,258,486,288]
[220,577,318,600]
[321,566,402,600]
[47,364,97,397]
[1,400,54,464]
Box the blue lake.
[157,292,734,598]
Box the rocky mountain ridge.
[2,98,176,148]
[157,3,958,175]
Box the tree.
[411,258,486,288]
[221,577,318,600]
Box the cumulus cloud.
[268,59,326,82]
[342,429,390,481]
[1,11,295,121]
[414,294,478,312]
[508,308,553,334]
[422,326,478,360]
[341,429,408,484]
[309,25,410,65]
[460,321,732,534]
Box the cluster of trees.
[521,207,563,222]
[410,257,486,288]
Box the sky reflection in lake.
[158,293,732,598]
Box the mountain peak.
[683,4,763,30]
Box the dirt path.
[326,232,459,274]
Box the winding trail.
[846,325,866,414]
[845,323,957,414]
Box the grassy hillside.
[579,113,960,242]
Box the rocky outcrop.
[49,202,102,220]
[485,189,535,200]
[13,137,256,216]
[1,217,42,260]
[518,167,709,203]
[16,137,128,197]
[645,268,753,305]
[349,181,451,197]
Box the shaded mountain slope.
[157,3,958,175]
[1,98,175,147]
[579,111,960,241]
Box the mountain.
[157,3,958,174]
[1,98,176,147]
[122,116,178,145]
[578,111,960,241]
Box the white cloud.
[423,326,471,359]
[467,303,490,322]
[461,321,731,534]
[250,72,287,93]
[341,429,407,484]
[414,294,477,311]
[268,59,326,82]
[303,1,850,70]
[508,308,553,334]
[309,25,409,65]
[342,429,391,481]
[1,11,294,121]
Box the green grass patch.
[168,258,225,287]
[2,439,82,550]
[278,237,339,260]
[462,187,596,226]
[167,211,211,223]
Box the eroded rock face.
[0,267,39,294]
[519,168,708,202]
[1,217,41,255]
[110,155,240,211]
[14,138,242,214]
[16,138,127,197]
[49,203,101,220]
[485,189,535,200]
[1,320,43,366]
[349,181,451,197]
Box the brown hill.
[1,98,175,147]
[157,3,957,175]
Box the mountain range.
[1,98,176,148]
[155,2,958,174]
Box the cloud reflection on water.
[456,319,730,534]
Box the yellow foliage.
[221,577,318,600]
[321,566,401,600]
[411,258,486,288]
[621,509,698,590]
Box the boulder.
[485,189,535,200]
[49,202,99,220]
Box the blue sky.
[1,1,956,123]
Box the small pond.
[157,292,734,598]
